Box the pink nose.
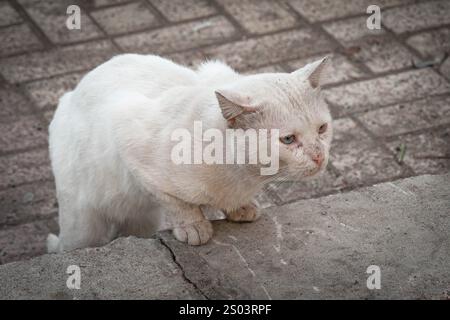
[312,154,323,166]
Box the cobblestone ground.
[0,0,449,265]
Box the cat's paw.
[225,204,260,223]
[172,219,213,246]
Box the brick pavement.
[0,0,449,265]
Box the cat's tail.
[47,233,60,253]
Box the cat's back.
[71,54,199,106]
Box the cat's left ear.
[292,56,330,89]
[215,89,257,126]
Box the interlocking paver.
[356,95,450,137]
[169,28,335,71]
[383,0,450,34]
[0,24,42,56]
[0,88,31,118]
[0,181,57,226]
[440,57,450,80]
[406,27,450,60]
[387,128,450,175]
[350,36,416,73]
[322,16,385,46]
[288,0,414,22]
[0,2,23,27]
[285,53,365,84]
[268,168,346,204]
[150,0,217,22]
[91,2,160,35]
[18,0,104,44]
[330,118,404,186]
[0,219,57,265]
[0,149,52,190]
[0,40,117,83]
[115,16,237,54]
[24,72,85,110]
[324,69,450,116]
[0,116,47,153]
[217,0,298,34]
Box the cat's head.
[215,57,332,179]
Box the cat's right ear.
[292,56,330,89]
[215,90,257,126]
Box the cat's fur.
[47,54,332,252]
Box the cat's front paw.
[225,204,260,222]
[172,219,213,245]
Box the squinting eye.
[318,123,328,134]
[280,135,295,145]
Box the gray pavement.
[1,174,448,299]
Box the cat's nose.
[311,153,323,166]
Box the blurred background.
[0,0,449,265]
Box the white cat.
[47,54,332,252]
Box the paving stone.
[0,149,52,189]
[349,36,416,73]
[324,69,450,117]
[91,2,160,35]
[387,128,450,175]
[18,0,104,44]
[0,40,117,83]
[383,0,450,34]
[0,181,57,226]
[286,53,365,85]
[322,16,385,46]
[332,116,370,142]
[406,27,450,60]
[115,16,237,54]
[356,95,450,137]
[169,28,334,71]
[0,116,47,152]
[0,219,58,265]
[217,0,298,34]
[268,168,346,204]
[324,17,417,73]
[0,24,42,56]
[150,0,217,22]
[0,2,23,27]
[288,0,413,22]
[330,118,404,186]
[0,88,31,118]
[24,72,85,110]
[440,56,450,80]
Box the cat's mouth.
[307,161,327,177]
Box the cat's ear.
[215,89,257,124]
[292,56,330,89]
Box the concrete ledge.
[0,174,449,299]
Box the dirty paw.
[172,220,213,245]
[225,204,260,222]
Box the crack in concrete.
[158,237,210,300]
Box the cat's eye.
[280,135,295,145]
[318,123,328,134]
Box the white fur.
[48,54,332,252]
